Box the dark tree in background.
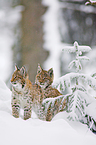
[20,0,48,82]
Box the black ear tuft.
[48,68,53,78]
[37,63,42,74]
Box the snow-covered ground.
[0,79,96,145]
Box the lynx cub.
[11,65,34,120]
[35,64,67,121]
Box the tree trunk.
[20,0,48,82]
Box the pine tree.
[53,41,96,132]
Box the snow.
[0,78,95,145]
[0,6,23,82]
[42,0,63,80]
[86,101,96,120]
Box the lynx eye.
[14,76,17,79]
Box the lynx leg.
[11,97,20,118]
[24,107,32,120]
[12,104,20,118]
[46,103,53,121]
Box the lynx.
[11,65,33,120]
[35,64,67,121]
[11,64,67,121]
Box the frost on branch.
[62,41,91,53]
[67,89,87,121]
[53,73,96,92]
[62,41,91,72]
[42,94,70,119]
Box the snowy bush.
[53,41,96,132]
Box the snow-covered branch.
[62,41,91,53]
[85,0,96,5]
[62,41,91,72]
[53,72,96,91]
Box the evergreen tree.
[52,41,96,132]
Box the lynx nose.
[11,78,13,82]
[11,78,15,84]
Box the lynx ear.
[37,63,42,74]
[48,68,53,78]
[20,66,27,77]
[15,64,19,70]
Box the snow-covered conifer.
[53,41,96,132]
